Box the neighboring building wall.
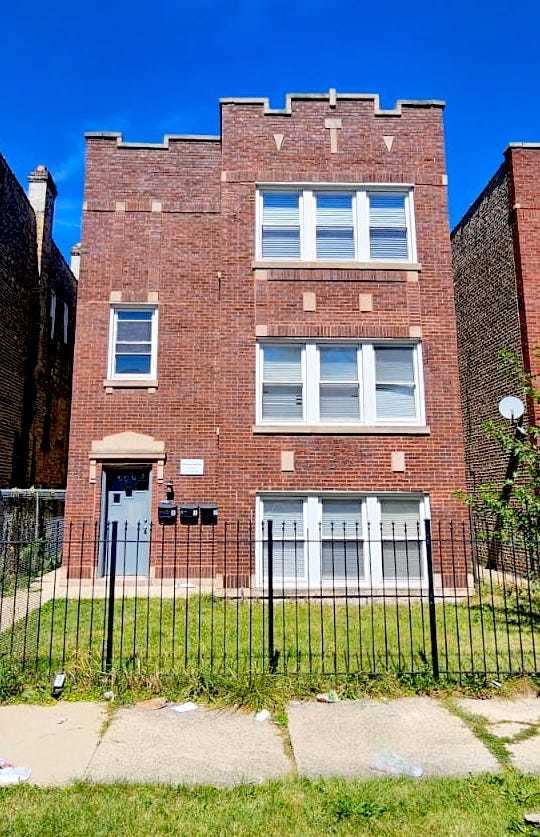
[0,157,76,489]
[66,90,467,581]
[507,146,540,418]
[0,155,38,485]
[452,164,523,491]
[28,237,77,488]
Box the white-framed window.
[256,186,416,263]
[256,341,424,426]
[50,290,57,339]
[256,494,428,587]
[63,302,69,344]
[107,306,158,380]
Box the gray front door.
[103,467,151,574]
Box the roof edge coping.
[84,132,221,148]
[219,89,445,116]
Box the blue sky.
[1,0,539,259]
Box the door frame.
[99,462,153,576]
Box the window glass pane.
[321,541,363,580]
[376,385,416,419]
[262,227,300,258]
[322,499,363,538]
[263,542,305,578]
[263,498,304,537]
[382,541,422,579]
[115,343,152,355]
[375,347,414,383]
[316,227,354,259]
[316,193,353,225]
[380,499,421,539]
[262,385,303,420]
[115,354,152,375]
[369,193,406,227]
[316,194,354,259]
[263,345,302,382]
[320,347,357,381]
[370,228,408,260]
[117,320,152,342]
[117,310,152,321]
[262,192,300,223]
[320,384,360,420]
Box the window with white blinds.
[261,192,301,259]
[257,187,414,262]
[257,494,427,586]
[315,193,355,259]
[262,497,305,579]
[321,498,363,580]
[375,347,417,421]
[261,344,304,421]
[369,193,409,260]
[319,346,361,421]
[380,498,423,579]
[257,342,423,426]
[108,306,158,380]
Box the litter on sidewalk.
[316,690,339,704]
[0,760,32,786]
[255,709,271,722]
[369,751,424,778]
[169,701,198,714]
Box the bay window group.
[256,186,416,263]
[256,341,425,427]
[257,494,428,587]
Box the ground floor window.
[257,493,428,587]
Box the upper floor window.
[108,306,158,380]
[256,341,424,426]
[257,187,415,263]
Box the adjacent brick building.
[66,89,467,585]
[452,144,540,494]
[0,155,77,488]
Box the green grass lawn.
[1,583,539,681]
[2,774,540,836]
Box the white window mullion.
[256,190,263,260]
[366,497,383,585]
[306,496,321,588]
[356,190,370,261]
[303,190,315,260]
[415,342,425,425]
[407,191,417,263]
[362,344,377,424]
[304,343,317,423]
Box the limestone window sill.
[103,379,158,391]
[252,424,430,435]
[252,260,421,272]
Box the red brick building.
[0,155,77,489]
[452,144,540,494]
[66,89,466,585]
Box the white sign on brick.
[179,459,204,476]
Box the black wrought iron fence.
[0,517,538,681]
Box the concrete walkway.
[1,696,540,787]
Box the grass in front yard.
[2,583,539,680]
[2,773,540,836]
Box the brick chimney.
[70,242,81,279]
[27,164,57,273]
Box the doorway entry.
[101,466,152,575]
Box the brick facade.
[452,145,540,493]
[0,155,76,488]
[65,91,467,578]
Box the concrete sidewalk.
[1,696,539,787]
